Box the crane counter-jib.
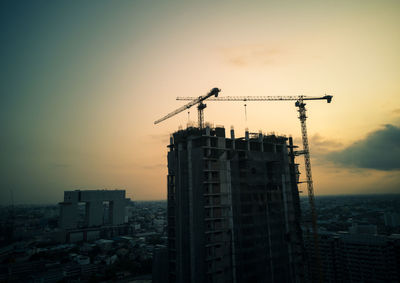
[153,87,221,126]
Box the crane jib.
[176,95,332,103]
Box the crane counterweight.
[154,88,220,128]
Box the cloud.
[221,44,282,67]
[326,124,400,171]
[293,134,344,167]
[310,134,343,149]
[294,133,343,156]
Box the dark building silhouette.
[58,190,130,243]
[304,231,400,283]
[59,190,129,229]
[152,245,169,283]
[167,126,305,283]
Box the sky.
[1,0,399,205]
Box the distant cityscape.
[0,195,399,282]
[1,126,400,283]
[1,124,400,283]
[303,195,400,282]
[0,194,165,282]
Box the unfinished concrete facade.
[59,190,129,229]
[167,126,305,283]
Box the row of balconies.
[205,231,224,243]
[205,195,222,206]
[205,219,229,231]
[205,227,229,234]
[203,148,219,159]
[204,204,230,210]
[206,244,224,258]
[204,178,220,183]
[204,183,221,194]
[204,160,220,171]
[205,207,224,218]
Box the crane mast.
[176,94,332,282]
[197,102,207,129]
[296,99,323,283]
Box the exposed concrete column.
[205,126,211,136]
[169,135,174,152]
[176,142,184,283]
[187,139,196,283]
[245,129,250,151]
[259,133,264,152]
[225,160,237,283]
[230,127,235,150]
[281,174,295,281]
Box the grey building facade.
[167,126,305,283]
[304,231,400,283]
[59,190,129,229]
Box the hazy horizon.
[1,0,399,205]
[2,191,400,206]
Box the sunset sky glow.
[1,0,400,204]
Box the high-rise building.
[59,190,129,229]
[167,126,305,283]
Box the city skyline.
[1,0,400,204]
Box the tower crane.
[154,87,221,129]
[177,94,333,282]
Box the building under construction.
[167,126,305,283]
